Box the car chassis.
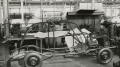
[6,21,114,67]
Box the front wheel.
[24,52,43,67]
[97,48,113,64]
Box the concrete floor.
[43,55,119,67]
[11,54,119,67]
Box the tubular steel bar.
[55,53,79,56]
[40,38,42,53]
[66,22,87,46]
[50,21,56,57]
[66,22,86,53]
[48,23,50,49]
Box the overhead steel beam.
[1,0,120,4]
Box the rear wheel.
[97,48,113,64]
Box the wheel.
[97,48,113,64]
[24,53,43,67]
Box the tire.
[97,48,113,64]
[24,53,43,67]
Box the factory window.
[10,0,19,1]
[56,0,63,1]
[9,13,33,19]
[113,9,119,16]
[10,9,20,14]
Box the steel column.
[0,0,2,34]
[3,0,9,37]
[21,0,24,21]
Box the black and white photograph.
[0,0,120,67]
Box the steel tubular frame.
[18,21,88,57]
[6,21,117,67]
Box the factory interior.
[0,0,120,67]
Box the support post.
[21,0,24,20]
[3,0,9,37]
[0,43,10,67]
[0,0,2,34]
[111,6,113,17]
[0,1,10,67]
[91,0,95,10]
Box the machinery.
[100,18,120,67]
[113,42,120,67]
[111,23,120,67]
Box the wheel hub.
[102,52,108,60]
[28,57,38,66]
[24,53,43,67]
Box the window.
[56,0,62,1]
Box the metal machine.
[111,23,120,67]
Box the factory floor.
[11,54,119,67]
[43,55,119,67]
